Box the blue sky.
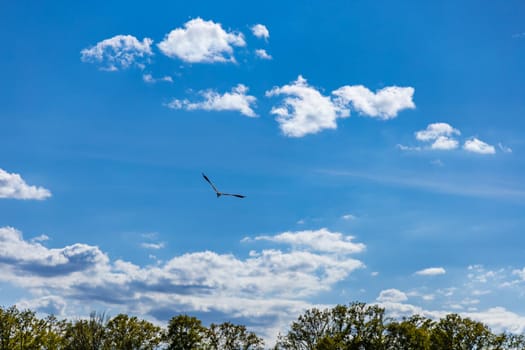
[1,0,525,343]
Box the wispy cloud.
[0,168,51,200]
[498,143,512,153]
[320,169,525,199]
[158,18,245,63]
[166,84,257,117]
[415,267,446,276]
[142,73,173,84]
[81,35,153,71]
[140,242,165,250]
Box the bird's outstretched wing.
[202,173,220,194]
[222,193,246,199]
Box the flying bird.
[202,173,246,198]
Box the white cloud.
[396,144,421,151]
[0,226,365,342]
[251,24,269,40]
[431,136,459,150]
[250,228,366,254]
[141,242,165,250]
[31,234,50,243]
[498,143,512,153]
[464,138,496,154]
[0,168,51,200]
[415,267,446,276]
[341,214,356,220]
[166,84,257,117]
[377,289,408,303]
[266,76,350,137]
[413,123,461,150]
[158,18,245,63]
[415,123,460,141]
[332,85,415,119]
[142,73,173,83]
[255,49,272,60]
[379,299,525,336]
[17,296,67,316]
[81,35,153,71]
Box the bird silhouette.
[202,173,246,198]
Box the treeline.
[1,302,525,349]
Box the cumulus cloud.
[414,123,460,150]
[0,227,108,277]
[415,123,460,141]
[81,35,153,71]
[266,76,350,137]
[0,168,51,200]
[255,49,272,60]
[0,226,365,342]
[158,18,245,63]
[332,85,415,119]
[377,297,525,335]
[249,228,366,254]
[266,76,415,137]
[377,289,408,303]
[463,138,496,154]
[406,123,500,155]
[415,267,446,276]
[166,84,257,117]
[251,24,269,40]
[17,296,67,316]
[431,136,459,150]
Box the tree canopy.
[1,302,524,349]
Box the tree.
[385,315,433,350]
[104,314,162,350]
[165,314,206,350]
[63,311,108,350]
[277,303,387,350]
[277,307,331,350]
[0,306,21,350]
[429,314,492,350]
[205,322,264,350]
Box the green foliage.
[104,314,162,350]
[63,311,108,350]
[2,302,525,349]
[165,314,206,350]
[277,302,387,350]
[205,322,264,350]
